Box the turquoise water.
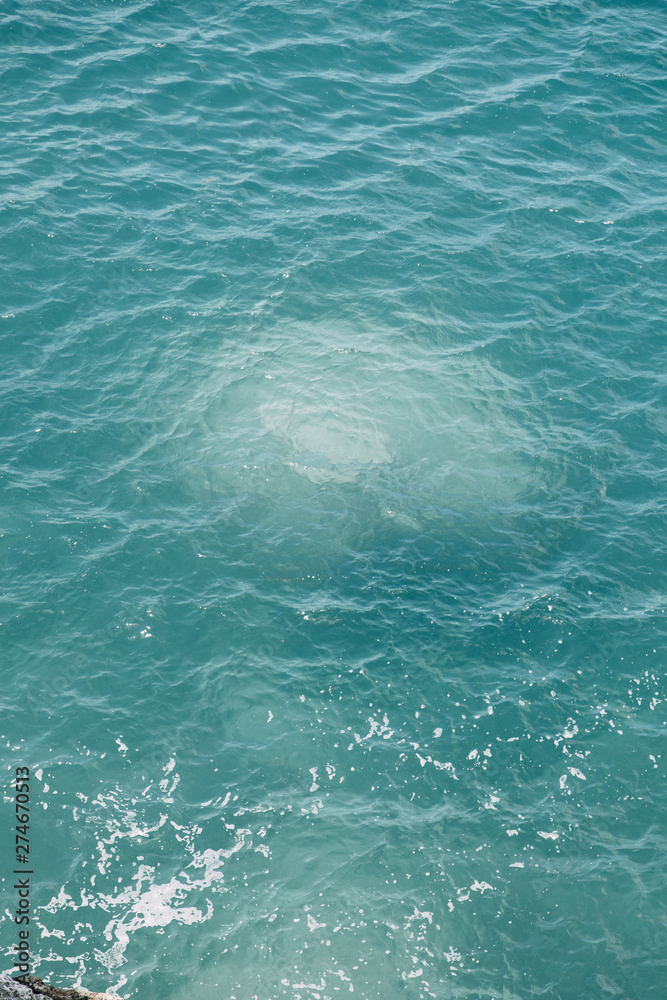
[2,1,667,997]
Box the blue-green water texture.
[2,1,667,998]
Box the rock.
[0,975,34,1000]
[0,978,122,1000]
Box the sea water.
[2,1,667,998]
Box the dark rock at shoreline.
[0,976,121,1000]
